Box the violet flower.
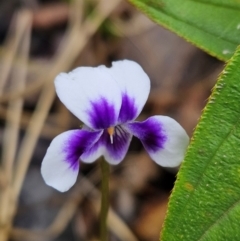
[41,60,189,192]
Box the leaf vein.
[169,114,240,239]
[198,198,240,241]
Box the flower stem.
[100,158,110,241]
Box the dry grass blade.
[0,0,123,103]
[0,12,30,95]
[0,10,32,241]
[0,169,7,189]
[12,82,55,202]
[0,105,69,140]
[10,175,138,241]
[1,10,31,185]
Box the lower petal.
[80,139,104,163]
[41,129,102,192]
[125,116,189,167]
[82,125,132,165]
[103,125,132,164]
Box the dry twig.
[0,10,32,241]
[0,0,122,103]
[10,175,138,241]
[0,0,124,240]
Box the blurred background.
[0,0,224,240]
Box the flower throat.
[107,127,114,144]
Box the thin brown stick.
[1,11,31,184]
[0,10,32,241]
[0,169,7,189]
[0,47,48,79]
[12,82,56,202]
[0,11,30,95]
[0,106,68,139]
[10,175,139,241]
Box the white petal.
[110,60,150,123]
[41,130,102,192]
[55,66,122,129]
[125,116,189,167]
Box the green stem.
[100,158,110,241]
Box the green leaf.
[128,0,240,61]
[161,46,240,241]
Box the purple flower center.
[118,93,138,123]
[87,97,117,130]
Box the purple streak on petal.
[83,140,101,157]
[80,135,103,162]
[118,93,138,123]
[87,97,118,129]
[63,130,102,170]
[83,125,132,164]
[103,125,132,163]
[125,117,167,153]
